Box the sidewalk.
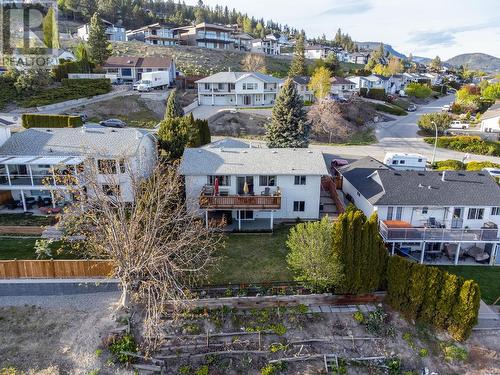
[0,278,120,296]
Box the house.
[0,125,157,210]
[195,71,283,106]
[480,101,500,133]
[102,56,176,83]
[174,22,233,50]
[348,52,370,65]
[304,45,332,60]
[365,74,391,92]
[346,75,371,91]
[292,76,314,102]
[251,37,281,55]
[330,76,357,98]
[389,74,406,94]
[179,143,329,230]
[126,23,179,46]
[335,157,500,266]
[335,49,350,63]
[232,32,253,51]
[77,19,126,42]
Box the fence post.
[15,258,20,278]
[50,259,56,278]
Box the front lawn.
[208,226,293,285]
[0,214,56,226]
[0,238,75,259]
[439,266,500,304]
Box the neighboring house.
[304,45,332,60]
[364,74,391,92]
[335,49,350,63]
[0,125,157,210]
[102,55,176,83]
[251,37,281,55]
[346,75,370,91]
[480,101,500,133]
[56,50,76,63]
[232,32,253,51]
[330,76,357,98]
[421,72,442,85]
[292,76,314,102]
[195,71,283,106]
[389,74,406,94]
[336,157,500,266]
[126,23,179,46]
[174,23,234,50]
[77,19,126,42]
[348,52,370,65]
[179,143,329,230]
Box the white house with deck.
[0,125,157,211]
[335,157,500,266]
[179,142,329,231]
[196,72,283,106]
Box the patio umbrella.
[214,177,219,196]
[243,180,249,194]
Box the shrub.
[372,103,407,116]
[418,112,452,135]
[364,307,395,337]
[22,113,83,128]
[441,342,468,362]
[465,161,500,171]
[353,310,365,323]
[432,159,465,171]
[0,75,21,110]
[405,83,432,98]
[359,87,387,101]
[107,334,137,363]
[260,362,286,375]
[195,365,209,375]
[424,136,500,156]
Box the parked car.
[99,118,126,128]
[71,113,88,122]
[407,104,417,112]
[449,120,469,129]
[441,104,451,112]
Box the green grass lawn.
[208,226,293,285]
[0,214,56,226]
[439,266,500,304]
[0,238,75,260]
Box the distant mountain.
[445,53,500,72]
[412,56,432,64]
[355,41,406,59]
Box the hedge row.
[22,113,83,128]
[387,256,480,341]
[371,103,407,116]
[424,136,500,156]
[22,79,112,108]
[433,159,500,171]
[359,87,387,101]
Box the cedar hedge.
[22,113,83,128]
[359,87,387,101]
[424,136,500,156]
[386,256,480,341]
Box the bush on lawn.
[432,85,447,95]
[21,79,112,107]
[22,113,83,128]
[405,82,432,98]
[386,257,480,341]
[372,103,407,116]
[465,161,500,171]
[432,159,465,171]
[359,87,387,101]
[418,113,452,135]
[424,136,500,156]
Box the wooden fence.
[0,259,114,279]
[0,226,44,235]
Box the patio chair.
[261,187,270,196]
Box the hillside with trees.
[445,53,500,73]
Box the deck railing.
[199,191,281,210]
[379,221,499,242]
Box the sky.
[193,0,500,60]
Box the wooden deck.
[199,194,281,209]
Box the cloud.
[319,0,372,16]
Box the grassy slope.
[439,266,500,304]
[208,226,293,285]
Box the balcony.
[379,221,499,242]
[199,187,281,210]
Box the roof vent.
[197,149,202,153]
[394,172,401,176]
[418,183,424,188]
[307,150,313,153]
[428,185,432,189]
[478,173,485,176]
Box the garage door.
[214,95,228,105]
[200,95,212,105]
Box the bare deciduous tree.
[241,53,267,73]
[55,160,222,347]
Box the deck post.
[420,241,426,264]
[270,210,274,230]
[20,189,26,212]
[5,164,11,186]
[238,210,241,231]
[391,242,395,256]
[28,165,34,186]
[454,242,462,265]
[205,210,209,229]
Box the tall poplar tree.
[288,32,306,77]
[265,78,309,148]
[42,7,59,49]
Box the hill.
[445,53,500,72]
[355,42,406,59]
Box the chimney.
[441,170,446,182]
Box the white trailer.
[137,71,170,92]
[383,152,427,171]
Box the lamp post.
[431,120,438,166]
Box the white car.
[449,120,469,129]
[441,104,451,112]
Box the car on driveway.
[99,118,126,128]
[441,104,451,112]
[449,120,469,129]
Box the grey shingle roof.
[339,157,389,203]
[179,148,329,176]
[195,72,283,84]
[0,125,154,158]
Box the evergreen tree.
[158,117,188,160]
[88,13,111,66]
[265,78,309,148]
[430,55,442,72]
[164,89,184,120]
[74,42,92,73]
[288,32,306,77]
[42,7,59,49]
[448,280,480,341]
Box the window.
[422,207,428,214]
[396,207,403,220]
[492,207,500,215]
[119,159,126,173]
[294,175,306,185]
[293,201,305,212]
[207,175,231,186]
[97,159,117,174]
[387,207,394,220]
[399,160,405,164]
[204,83,210,90]
[121,68,132,77]
[392,160,398,165]
[242,82,257,90]
[259,175,276,186]
[467,208,484,220]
